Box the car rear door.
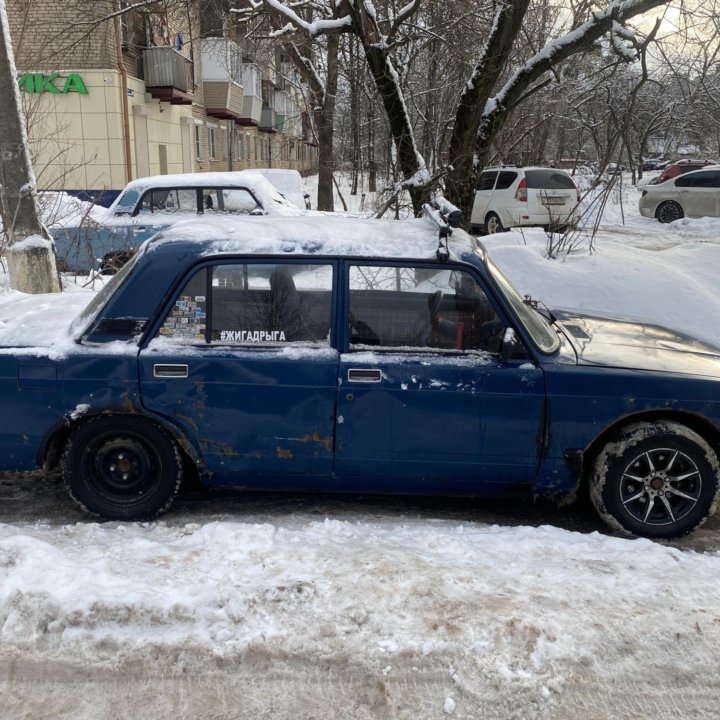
[524,169,577,222]
[675,170,720,217]
[138,259,339,483]
[335,261,546,491]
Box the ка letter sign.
[17,73,88,94]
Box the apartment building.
[7,0,317,204]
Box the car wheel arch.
[578,409,720,487]
[41,411,205,480]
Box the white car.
[470,166,581,234]
[49,171,302,272]
[639,165,720,223]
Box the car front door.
[138,259,339,484]
[335,262,546,491]
[470,171,498,228]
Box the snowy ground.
[3,180,720,719]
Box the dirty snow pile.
[2,516,720,719]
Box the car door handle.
[347,368,383,383]
[153,364,189,378]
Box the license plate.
[541,196,566,206]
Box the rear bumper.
[499,209,580,228]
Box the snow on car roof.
[107,170,302,216]
[144,214,479,263]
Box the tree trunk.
[446,0,531,216]
[0,4,60,293]
[315,33,339,211]
[362,44,427,214]
[349,38,360,196]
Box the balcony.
[204,80,244,120]
[236,64,263,126]
[143,47,194,105]
[199,38,245,120]
[259,107,277,133]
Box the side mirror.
[501,327,519,363]
[249,207,265,216]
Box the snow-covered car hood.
[555,310,720,378]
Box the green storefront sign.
[18,73,88,94]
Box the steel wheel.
[63,416,183,520]
[655,200,683,224]
[591,420,720,538]
[485,212,505,234]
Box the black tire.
[63,416,183,520]
[485,212,505,234]
[590,420,720,538]
[655,200,684,224]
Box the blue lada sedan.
[3,214,720,538]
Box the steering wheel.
[412,291,444,346]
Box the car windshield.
[485,255,560,353]
[525,170,575,190]
[70,253,141,339]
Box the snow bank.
[1,518,719,717]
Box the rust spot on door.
[298,431,333,452]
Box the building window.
[120,2,130,46]
[194,125,202,160]
[208,127,217,160]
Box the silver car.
[639,165,720,223]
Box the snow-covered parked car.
[49,170,302,273]
[252,168,312,209]
[3,212,720,538]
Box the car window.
[138,188,198,214]
[524,170,575,189]
[495,171,518,190]
[476,172,498,191]
[675,171,720,188]
[347,264,503,353]
[156,263,332,345]
[201,188,262,214]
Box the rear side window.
[156,263,333,345]
[495,171,518,190]
[524,170,576,189]
[676,171,720,188]
[201,188,262,214]
[477,172,498,191]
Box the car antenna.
[422,194,462,263]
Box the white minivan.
[470,166,581,234]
